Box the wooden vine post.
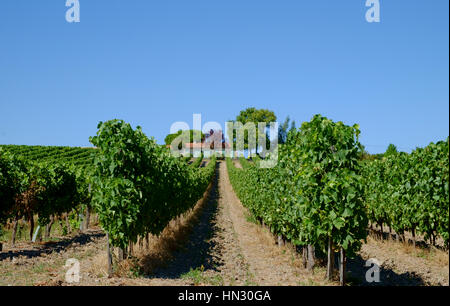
[277,235,284,247]
[65,213,71,234]
[29,216,35,241]
[45,215,54,239]
[11,216,19,247]
[302,247,307,268]
[85,206,90,230]
[307,245,315,271]
[106,232,113,277]
[339,248,346,286]
[85,183,92,230]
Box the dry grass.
[233,160,243,169]
[113,180,214,277]
[366,235,449,266]
[85,250,109,279]
[249,215,333,285]
[360,235,449,285]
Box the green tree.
[385,143,398,156]
[164,130,205,151]
[290,120,296,132]
[278,116,296,144]
[164,131,182,147]
[234,107,277,154]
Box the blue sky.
[0,0,448,153]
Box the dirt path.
[233,160,243,169]
[135,162,252,285]
[215,161,323,285]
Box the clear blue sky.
[0,0,448,153]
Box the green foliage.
[227,114,368,257]
[385,144,398,156]
[90,120,216,249]
[362,138,449,245]
[291,115,367,256]
[190,152,204,168]
[1,146,91,231]
[164,130,205,146]
[236,107,277,124]
[231,107,277,151]
[29,162,79,226]
[227,156,297,242]
[181,155,192,164]
[238,156,252,170]
[0,149,26,224]
[0,145,97,168]
[278,116,296,145]
[68,208,82,231]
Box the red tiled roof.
[184,142,230,149]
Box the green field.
[0,145,97,168]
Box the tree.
[164,131,182,147]
[234,108,277,154]
[278,116,296,144]
[290,120,296,132]
[164,130,205,150]
[385,144,398,156]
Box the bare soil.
[233,160,243,169]
[346,236,448,286]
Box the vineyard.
[227,115,449,284]
[0,145,97,168]
[0,122,211,257]
[227,115,370,283]
[89,120,216,261]
[0,116,448,286]
[362,140,449,246]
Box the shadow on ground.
[144,163,222,279]
[346,254,426,286]
[0,230,105,262]
[292,246,427,286]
